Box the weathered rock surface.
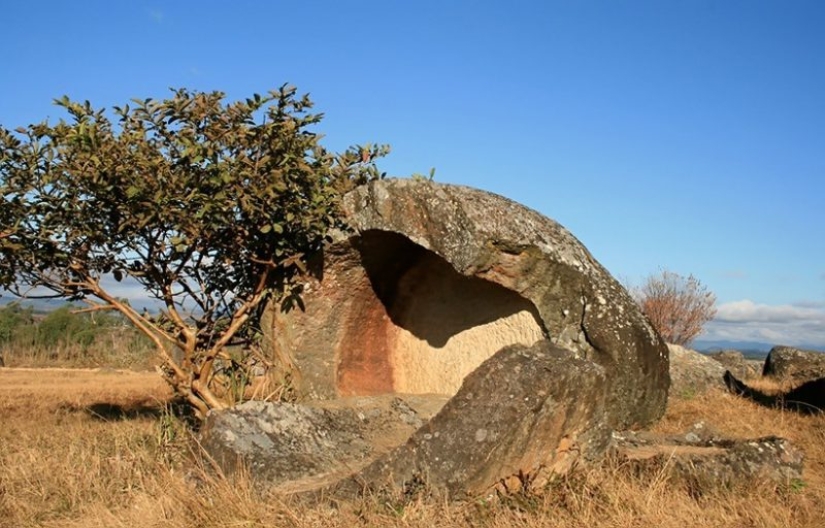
[267,179,669,429]
[202,342,611,497]
[199,394,449,493]
[667,344,726,397]
[611,426,804,486]
[762,346,825,382]
[341,341,610,497]
[707,350,762,379]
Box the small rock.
[707,350,761,379]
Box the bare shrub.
[635,270,717,347]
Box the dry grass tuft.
[1,369,824,527]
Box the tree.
[0,85,388,418]
[0,176,24,290]
[635,270,717,347]
[0,302,34,344]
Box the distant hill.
[0,296,65,314]
[0,296,159,313]
[693,339,774,354]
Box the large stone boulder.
[266,179,669,429]
[762,346,825,383]
[667,344,727,397]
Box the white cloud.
[148,9,164,23]
[702,299,825,348]
[714,300,825,324]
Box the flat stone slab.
[611,425,803,486]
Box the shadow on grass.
[724,371,825,415]
[53,397,198,427]
[84,402,165,420]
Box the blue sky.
[2,1,824,347]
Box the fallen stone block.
[611,426,804,488]
[333,341,611,497]
[199,394,449,493]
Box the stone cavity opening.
[337,230,547,396]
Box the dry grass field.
[1,367,824,528]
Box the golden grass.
[1,368,824,528]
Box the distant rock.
[763,346,825,382]
[707,350,761,379]
[668,344,727,397]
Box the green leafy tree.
[0,176,24,290]
[0,86,388,418]
[0,302,34,343]
[35,305,99,349]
